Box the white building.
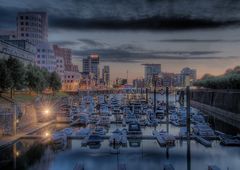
[17,12,48,45]
[36,42,56,72]
[0,40,35,65]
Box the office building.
[16,12,48,45]
[35,42,56,72]
[102,65,110,87]
[0,39,36,65]
[82,54,100,83]
[53,44,80,91]
[180,67,197,86]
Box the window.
[20,16,23,20]
[37,49,40,52]
[37,55,40,58]
[25,16,28,20]
[42,55,45,58]
[42,49,45,52]
[21,33,24,37]
[26,33,29,37]
[25,22,29,26]
[21,22,24,25]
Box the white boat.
[156,109,165,119]
[220,135,240,146]
[192,124,215,137]
[163,163,175,170]
[109,129,122,145]
[93,126,107,136]
[51,131,67,149]
[62,128,73,136]
[82,134,103,146]
[97,116,110,127]
[208,165,221,170]
[128,122,142,135]
[75,128,91,138]
[153,130,175,147]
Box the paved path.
[0,120,55,149]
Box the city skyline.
[1,0,240,82]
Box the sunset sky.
[1,0,240,81]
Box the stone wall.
[191,89,240,114]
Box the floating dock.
[193,135,212,147]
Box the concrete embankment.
[190,89,240,130]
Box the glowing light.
[45,132,50,137]
[44,109,50,115]
[16,151,20,157]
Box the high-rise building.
[132,78,145,88]
[53,44,80,91]
[180,67,197,86]
[142,64,161,87]
[35,42,56,72]
[82,54,100,82]
[90,54,100,81]
[102,65,110,86]
[16,12,48,45]
[82,57,91,73]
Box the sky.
[1,0,240,82]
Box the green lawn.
[0,91,68,103]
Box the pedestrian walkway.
[0,120,55,149]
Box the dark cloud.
[49,16,240,30]
[72,44,230,63]
[156,39,240,43]
[78,39,106,48]
[50,40,78,46]
[2,0,240,30]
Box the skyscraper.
[180,67,197,86]
[102,65,110,87]
[82,54,100,83]
[142,64,161,87]
[16,12,48,45]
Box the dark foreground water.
[1,124,239,170]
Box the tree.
[49,71,62,95]
[0,59,13,92]
[6,57,25,98]
[25,65,48,94]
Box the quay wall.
[190,89,240,129]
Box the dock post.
[186,86,191,139]
[146,88,148,104]
[186,86,191,170]
[154,80,157,117]
[166,86,169,133]
[12,103,17,136]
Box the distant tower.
[102,65,110,87]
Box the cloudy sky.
[1,0,240,81]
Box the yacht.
[192,124,215,137]
[156,109,165,120]
[127,122,142,135]
[82,134,103,146]
[75,127,91,138]
[109,129,122,145]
